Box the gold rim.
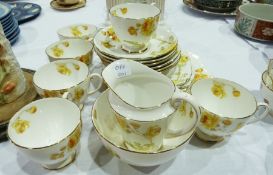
[91,92,196,154]
[189,77,258,120]
[45,39,93,60]
[109,3,161,21]
[8,99,82,150]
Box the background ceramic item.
[194,0,242,12]
[33,59,103,107]
[261,71,273,116]
[256,0,273,4]
[57,0,80,5]
[50,0,86,11]
[191,78,269,141]
[0,2,20,45]
[109,3,160,52]
[234,3,273,42]
[46,39,94,65]
[8,98,81,169]
[8,2,42,25]
[57,24,98,41]
[92,90,196,166]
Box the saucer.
[8,2,42,24]
[50,0,86,11]
[169,51,209,91]
[94,26,178,60]
[183,0,251,16]
[91,90,196,166]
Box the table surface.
[1,0,273,174]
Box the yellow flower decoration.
[78,54,90,65]
[52,46,64,57]
[82,25,88,30]
[128,26,138,36]
[50,152,64,160]
[201,112,219,130]
[26,106,37,114]
[144,125,161,139]
[73,87,84,101]
[141,17,157,36]
[73,63,80,71]
[101,41,114,48]
[71,26,82,37]
[102,27,119,41]
[125,141,156,152]
[12,118,30,134]
[56,63,72,76]
[232,88,241,97]
[120,8,128,14]
[223,119,232,126]
[62,41,70,47]
[68,125,81,151]
[211,81,226,99]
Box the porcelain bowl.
[235,3,273,42]
[46,39,94,66]
[91,90,195,166]
[195,0,242,12]
[57,24,98,41]
[8,98,81,170]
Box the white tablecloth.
[1,0,273,174]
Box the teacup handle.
[62,91,72,100]
[87,73,103,95]
[247,102,269,124]
[166,87,200,137]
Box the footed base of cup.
[195,128,224,142]
[121,44,148,54]
[43,152,76,170]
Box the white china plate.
[94,26,178,60]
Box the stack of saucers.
[0,2,20,45]
[94,26,181,75]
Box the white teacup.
[46,39,94,66]
[33,59,103,107]
[109,3,160,53]
[8,98,81,169]
[261,70,273,116]
[191,78,269,142]
[57,24,98,41]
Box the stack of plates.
[0,2,20,45]
[94,26,180,75]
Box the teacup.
[109,3,160,53]
[46,39,94,66]
[191,78,269,142]
[33,59,103,107]
[57,24,98,41]
[56,0,79,5]
[8,98,81,169]
[261,70,273,116]
[103,59,200,152]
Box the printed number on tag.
[114,63,131,78]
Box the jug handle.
[167,87,201,137]
[87,73,103,95]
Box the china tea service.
[5,1,273,170]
